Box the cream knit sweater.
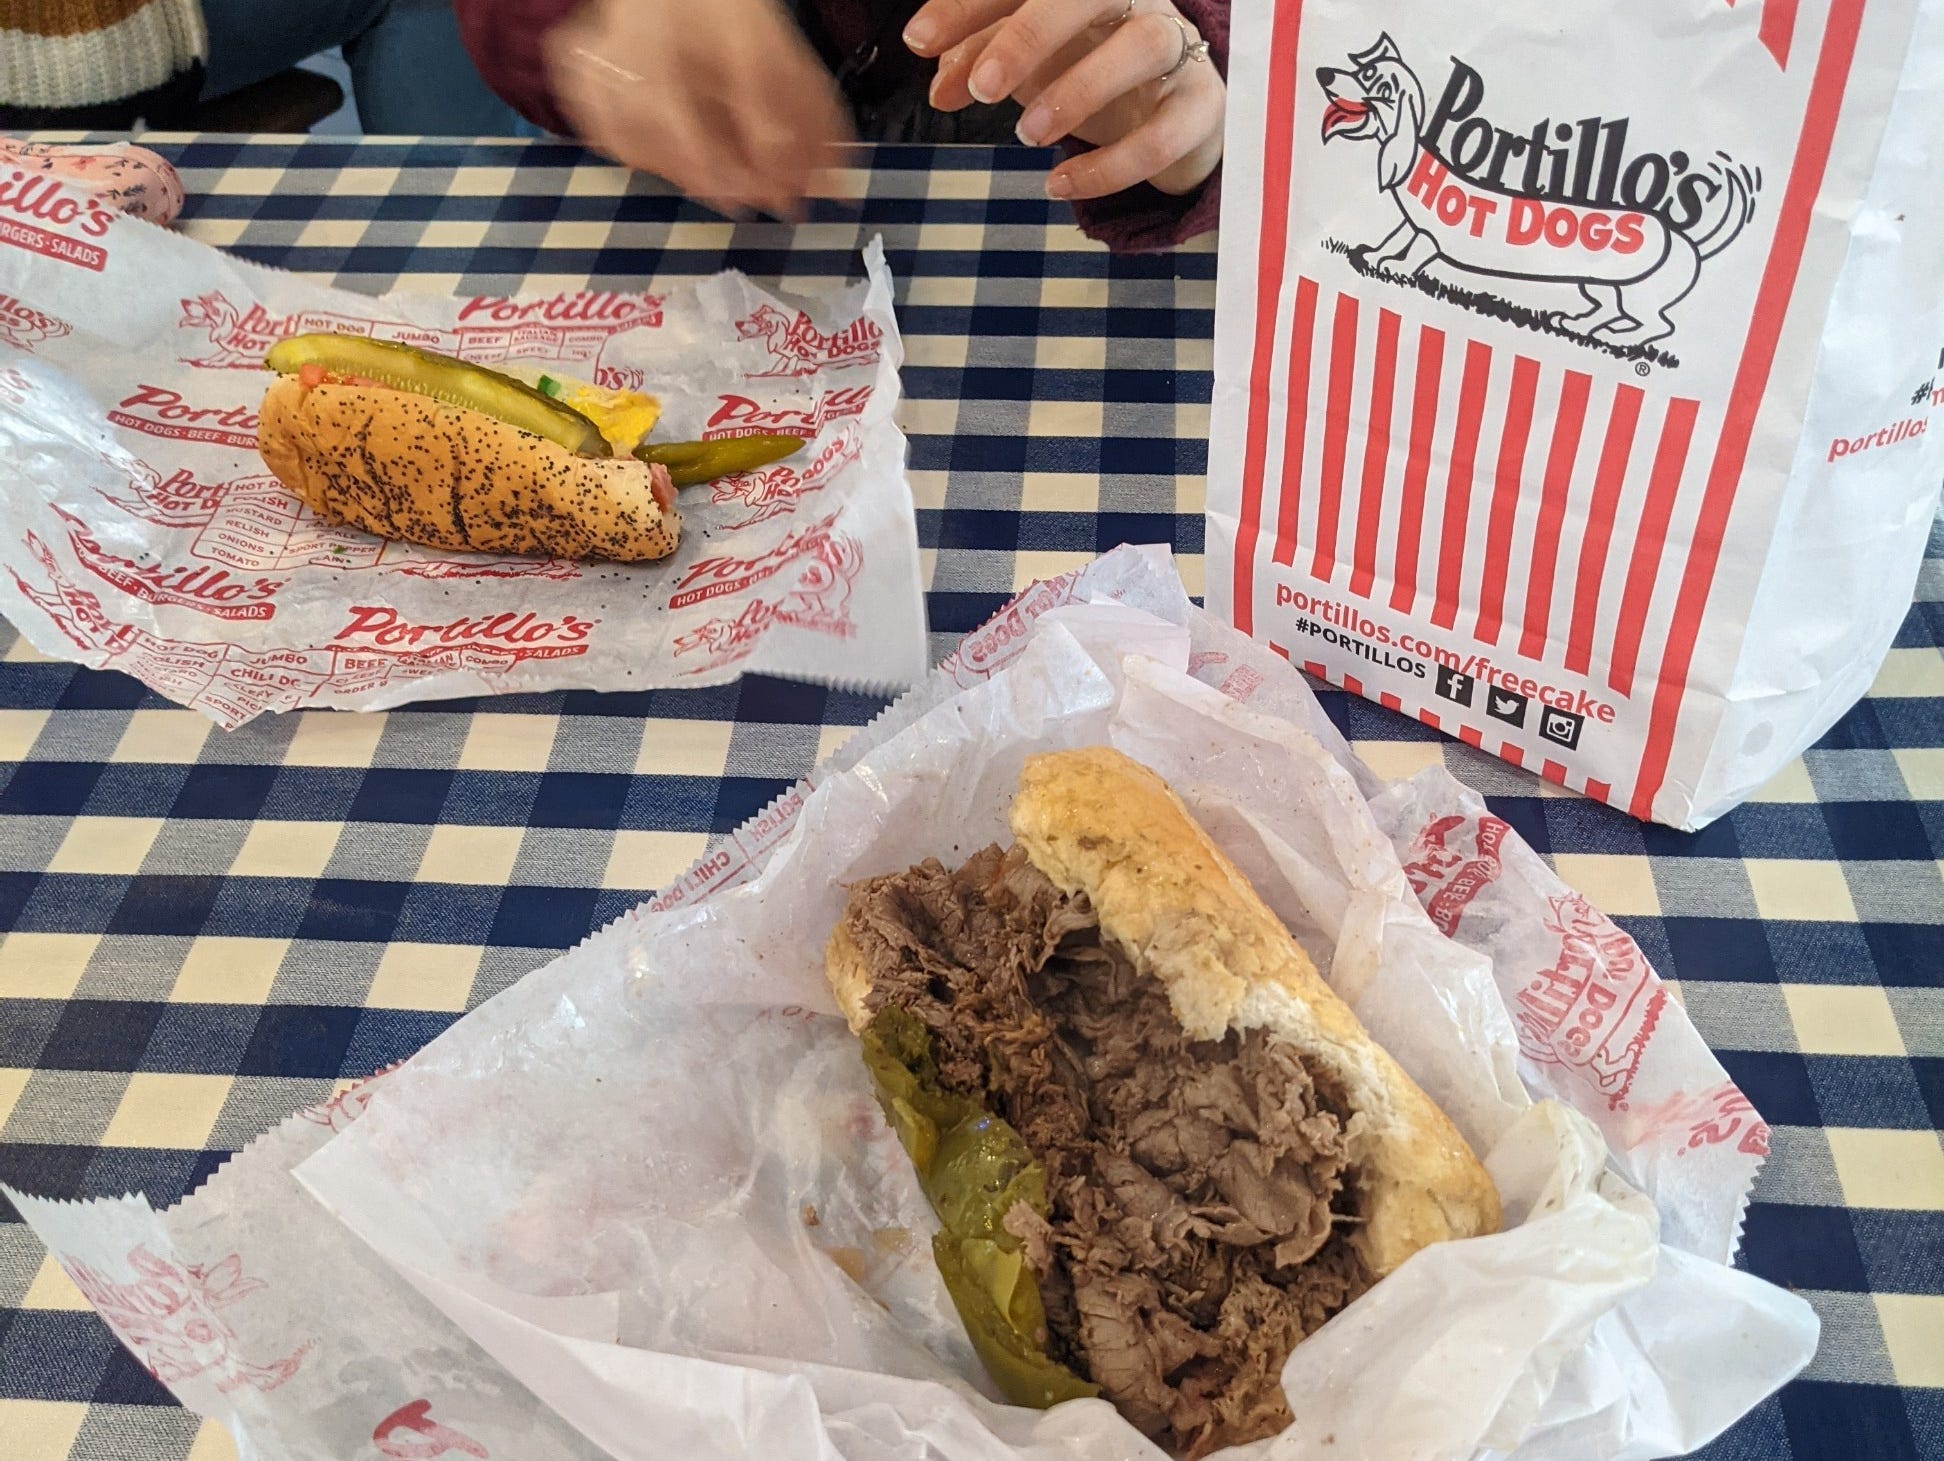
[1,0,207,109]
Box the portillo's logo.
[1427,62,1730,232]
[178,290,662,370]
[108,385,261,448]
[1517,891,1666,1106]
[0,171,113,237]
[735,304,883,377]
[667,515,843,609]
[0,171,115,271]
[0,293,70,352]
[1318,35,1760,354]
[330,606,595,658]
[455,289,663,328]
[707,425,863,527]
[703,386,873,440]
[58,509,285,622]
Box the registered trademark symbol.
[1635,361,1651,378]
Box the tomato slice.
[649,465,675,513]
[295,364,390,393]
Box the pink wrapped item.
[0,137,184,227]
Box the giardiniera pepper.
[860,1007,1098,1409]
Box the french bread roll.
[1006,746,1500,1274]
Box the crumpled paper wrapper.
[0,187,924,721]
[6,547,1816,1461]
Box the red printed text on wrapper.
[456,289,663,330]
[1516,891,1666,1108]
[703,385,872,440]
[109,384,259,449]
[667,513,843,608]
[177,289,664,371]
[0,293,70,352]
[8,540,587,725]
[735,303,883,376]
[644,844,738,913]
[297,1063,400,1133]
[645,783,810,913]
[373,1399,490,1459]
[0,172,114,271]
[1220,666,1266,701]
[1402,813,1511,936]
[671,519,863,670]
[1626,1079,1770,1158]
[1189,652,1267,703]
[331,605,596,657]
[708,425,863,528]
[57,508,286,621]
[65,1246,309,1393]
[98,459,375,569]
[948,570,1090,680]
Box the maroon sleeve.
[1063,0,1228,253]
[454,0,587,136]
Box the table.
[0,137,1937,1461]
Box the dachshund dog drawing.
[1317,36,1757,348]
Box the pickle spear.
[634,434,805,488]
[265,334,611,458]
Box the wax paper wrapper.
[7,547,1816,1461]
[0,192,924,722]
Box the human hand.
[545,0,853,218]
[904,0,1223,200]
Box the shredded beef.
[845,845,1374,1457]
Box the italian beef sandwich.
[826,746,1499,1457]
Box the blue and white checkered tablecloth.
[0,138,1937,1461]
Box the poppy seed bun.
[258,378,680,562]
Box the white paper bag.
[1207,0,1944,826]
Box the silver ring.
[1159,14,1211,78]
[1109,0,1135,25]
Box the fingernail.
[1045,173,1074,200]
[968,59,1003,104]
[903,17,936,52]
[1016,103,1053,146]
